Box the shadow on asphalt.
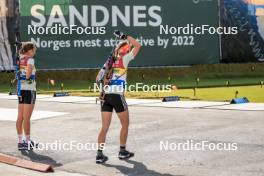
[103,159,183,176]
[20,150,62,167]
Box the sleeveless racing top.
[19,56,36,91]
[104,51,134,94]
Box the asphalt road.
[0,97,264,176]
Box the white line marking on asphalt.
[0,108,69,121]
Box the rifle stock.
[98,36,118,101]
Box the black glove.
[114,30,127,40]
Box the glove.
[114,30,127,40]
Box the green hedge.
[1,63,264,84]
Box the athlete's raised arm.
[127,36,141,57]
[114,31,141,57]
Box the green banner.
[20,0,220,69]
